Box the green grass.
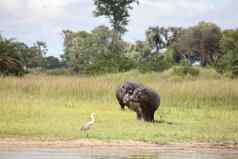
[0,70,238,144]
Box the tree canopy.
[63,26,134,74]
[93,0,139,35]
[0,34,49,76]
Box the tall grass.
[0,70,238,143]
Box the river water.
[0,147,237,159]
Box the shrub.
[138,53,172,73]
[215,51,238,78]
[45,68,72,76]
[216,29,238,78]
[173,66,200,76]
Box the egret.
[80,112,96,137]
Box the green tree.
[93,0,139,35]
[93,0,139,55]
[26,41,47,68]
[172,21,222,66]
[145,26,182,53]
[63,30,95,73]
[43,56,63,69]
[130,40,172,72]
[0,33,48,75]
[191,22,221,66]
[0,36,26,76]
[146,27,171,52]
[63,26,134,74]
[216,29,238,77]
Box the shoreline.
[0,138,238,152]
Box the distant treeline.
[60,21,238,77]
[0,21,238,77]
[0,35,64,76]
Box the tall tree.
[172,22,221,66]
[63,30,94,73]
[0,36,26,75]
[26,41,48,68]
[145,26,182,53]
[63,26,133,74]
[43,56,63,69]
[216,29,238,77]
[146,26,170,52]
[191,22,221,65]
[93,0,139,35]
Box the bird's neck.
[90,116,95,123]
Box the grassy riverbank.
[0,69,238,144]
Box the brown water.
[0,147,237,159]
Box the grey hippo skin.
[116,81,160,122]
[115,81,141,110]
[123,86,160,122]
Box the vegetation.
[172,22,222,66]
[0,0,237,77]
[62,26,134,74]
[215,29,238,78]
[60,21,237,76]
[1,0,238,146]
[0,35,63,76]
[0,71,237,143]
[172,58,200,77]
[93,0,139,35]
[1,22,237,78]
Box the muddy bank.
[0,138,238,153]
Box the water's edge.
[0,138,238,152]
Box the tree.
[171,21,222,66]
[216,29,238,77]
[44,56,63,69]
[127,39,172,72]
[171,28,195,62]
[146,27,163,52]
[26,41,47,68]
[63,26,134,74]
[0,36,25,76]
[93,0,139,35]
[191,22,222,65]
[0,33,48,76]
[63,30,95,73]
[145,26,182,53]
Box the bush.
[79,54,135,75]
[215,51,238,78]
[45,68,72,76]
[173,66,200,76]
[216,29,238,78]
[0,56,25,76]
[138,53,172,73]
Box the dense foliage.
[63,26,134,74]
[0,34,62,76]
[215,29,238,78]
[1,21,238,77]
[1,0,237,78]
[93,0,139,35]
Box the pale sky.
[0,0,237,57]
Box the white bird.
[80,112,96,137]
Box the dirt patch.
[0,138,238,153]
